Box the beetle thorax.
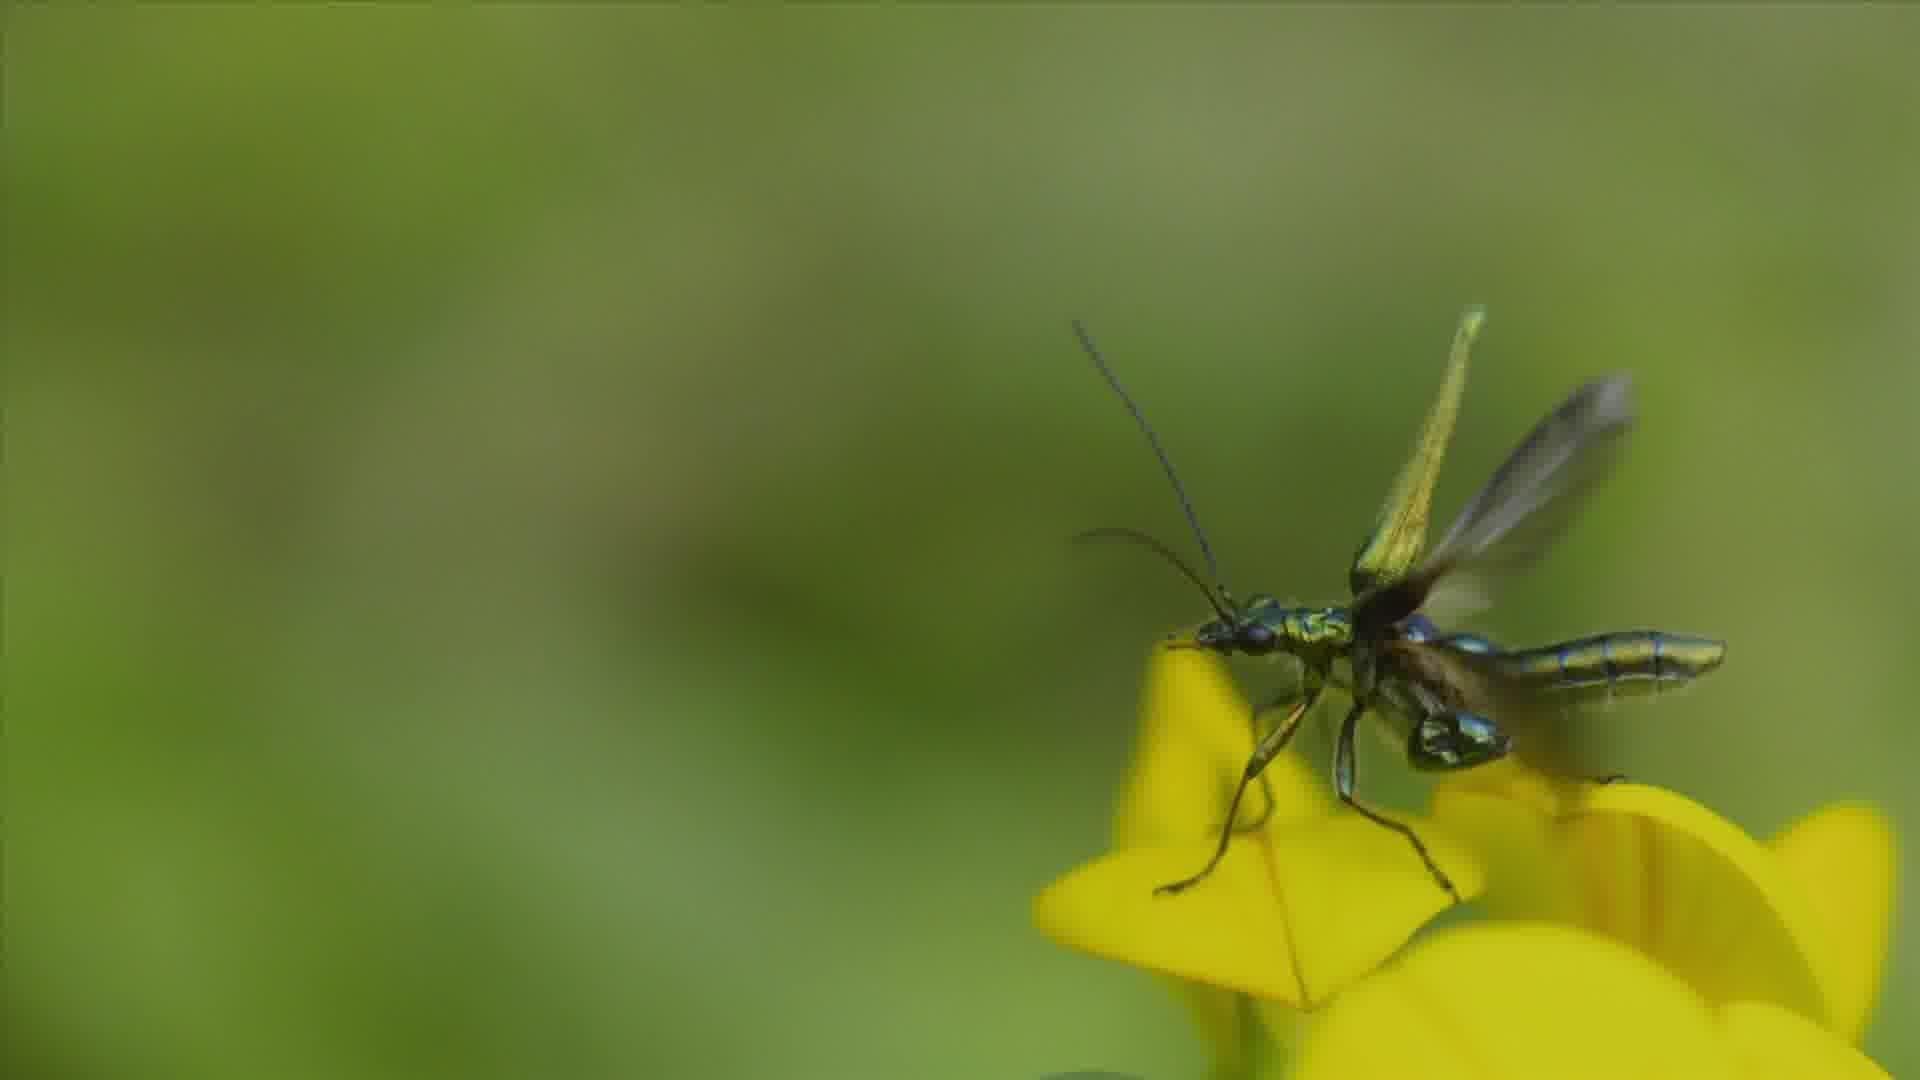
[1196,597,1353,658]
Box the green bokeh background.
[9,9,1917,1079]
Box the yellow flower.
[1033,648,1486,1069]
[1289,760,1897,1076]
[1430,764,1896,1038]
[1034,649,1898,1078]
[1292,922,1891,1080]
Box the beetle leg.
[1335,699,1461,903]
[1156,681,1324,897]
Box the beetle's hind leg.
[1335,700,1462,904]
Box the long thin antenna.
[1075,527,1233,621]
[1073,320,1229,606]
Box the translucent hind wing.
[1429,376,1633,577]
[1356,376,1634,627]
[1348,307,1484,596]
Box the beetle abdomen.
[1495,631,1725,703]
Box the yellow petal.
[1767,803,1897,1042]
[1433,755,1577,817]
[1437,775,1836,1030]
[1032,814,1481,1009]
[1083,648,1335,1067]
[1564,784,1833,1027]
[1719,1000,1891,1080]
[1113,646,1324,850]
[1293,923,1737,1080]
[1428,782,1573,919]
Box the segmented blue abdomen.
[1492,631,1725,703]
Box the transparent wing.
[1355,376,1634,626]
[1428,376,1634,580]
[1347,307,1483,596]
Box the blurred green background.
[9,8,1917,1079]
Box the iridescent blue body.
[1073,310,1725,901]
[1201,604,1726,754]
[1399,615,1726,704]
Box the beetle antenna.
[1073,320,1232,611]
[1075,527,1233,621]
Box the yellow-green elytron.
[1076,309,1725,901]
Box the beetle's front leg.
[1156,675,1326,897]
[1237,666,1325,834]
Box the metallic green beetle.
[1076,309,1724,901]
